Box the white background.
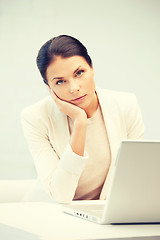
[0,0,160,179]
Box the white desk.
[0,201,160,240]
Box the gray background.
[0,0,160,179]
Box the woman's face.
[46,55,97,112]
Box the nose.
[69,80,80,93]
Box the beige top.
[68,106,111,200]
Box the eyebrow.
[52,66,81,81]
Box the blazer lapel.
[96,87,122,160]
[49,102,70,158]
[96,87,123,199]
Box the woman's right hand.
[49,89,87,123]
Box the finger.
[49,89,63,105]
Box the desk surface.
[0,201,160,240]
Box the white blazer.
[21,87,144,203]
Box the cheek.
[54,87,69,101]
[52,87,62,97]
[83,72,94,83]
[90,82,96,94]
[86,75,95,90]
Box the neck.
[85,91,99,118]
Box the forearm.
[50,143,88,203]
[51,168,80,203]
[70,118,87,156]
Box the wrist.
[74,115,87,127]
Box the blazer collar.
[96,87,122,199]
[96,87,121,163]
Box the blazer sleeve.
[125,94,144,139]
[21,108,87,204]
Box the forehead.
[47,55,89,77]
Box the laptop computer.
[63,140,160,224]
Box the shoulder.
[21,95,56,122]
[96,86,138,109]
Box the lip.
[71,94,87,102]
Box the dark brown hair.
[36,35,93,85]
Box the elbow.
[48,171,78,204]
[47,169,79,204]
[54,197,73,205]
[48,181,75,204]
[49,190,74,204]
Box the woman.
[21,35,144,203]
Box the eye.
[75,70,84,77]
[56,80,65,85]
